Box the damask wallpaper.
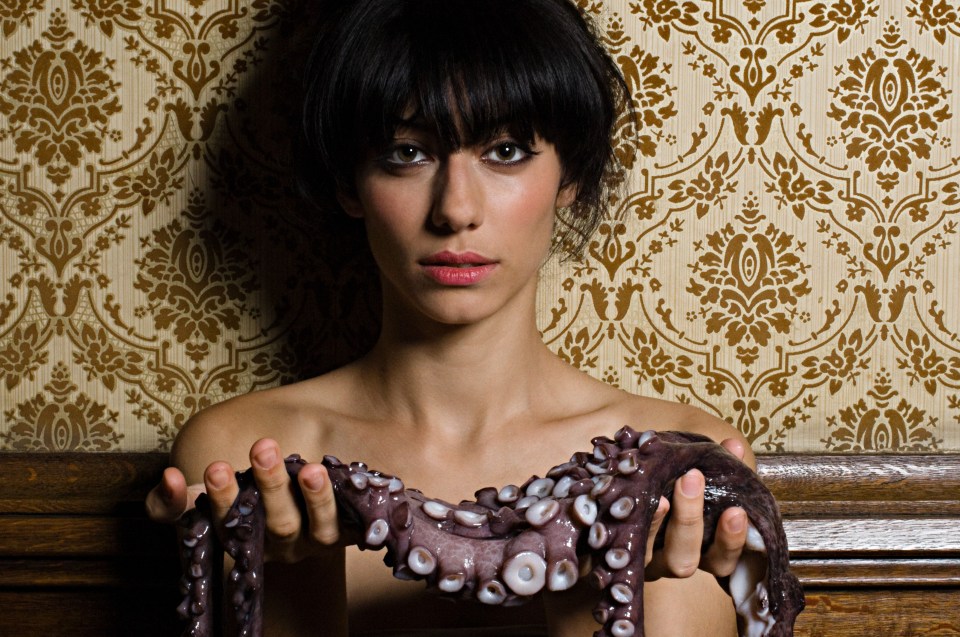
[1,0,959,453]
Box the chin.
[423,307,492,327]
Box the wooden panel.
[0,451,958,636]
[782,518,960,554]
[0,452,168,514]
[0,453,179,637]
[757,454,960,597]
[757,455,960,505]
[0,515,176,557]
[790,559,960,587]
[0,590,182,637]
[794,590,960,637]
[0,557,179,587]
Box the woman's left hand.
[643,438,749,581]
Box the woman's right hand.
[145,438,343,563]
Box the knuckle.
[268,518,300,542]
[310,488,335,508]
[312,524,339,546]
[666,558,699,578]
[710,559,738,578]
[719,533,744,552]
[306,503,339,545]
[210,493,236,515]
[670,512,703,528]
[257,474,289,494]
[648,519,663,536]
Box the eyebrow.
[394,110,430,130]
[390,107,534,150]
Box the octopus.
[176,427,804,637]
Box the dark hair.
[300,0,628,253]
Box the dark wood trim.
[796,590,960,636]
[757,454,960,590]
[757,454,960,505]
[0,452,169,514]
[0,453,178,636]
[0,451,958,635]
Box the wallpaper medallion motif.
[1,0,959,453]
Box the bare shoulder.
[610,392,756,470]
[545,363,755,470]
[170,371,351,482]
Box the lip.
[420,251,496,266]
[419,251,498,286]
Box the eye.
[384,144,428,165]
[483,141,532,165]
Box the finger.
[644,496,670,567]
[250,438,301,543]
[721,437,745,461]
[299,464,340,546]
[701,507,747,577]
[185,483,207,509]
[145,467,189,523]
[660,469,705,578]
[205,461,239,525]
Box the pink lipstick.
[420,251,498,286]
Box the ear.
[336,189,365,219]
[556,182,577,209]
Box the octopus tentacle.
[176,494,220,637]
[175,427,805,636]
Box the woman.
[148,0,754,634]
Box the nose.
[429,152,484,233]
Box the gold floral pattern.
[907,0,960,44]
[70,0,140,36]
[72,323,143,390]
[2,362,122,451]
[827,20,952,177]
[0,9,121,182]
[114,148,184,214]
[0,323,50,390]
[823,369,942,452]
[624,329,693,394]
[629,0,699,41]
[810,0,879,43]
[134,190,259,344]
[1,0,44,37]
[801,329,872,395]
[687,196,812,348]
[1,1,959,453]
[895,329,960,395]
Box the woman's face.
[340,125,574,327]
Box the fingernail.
[680,470,701,497]
[302,471,324,491]
[728,511,746,534]
[208,467,228,489]
[160,478,175,502]
[254,447,277,470]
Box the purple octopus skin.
[176,427,804,637]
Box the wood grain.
[757,455,960,503]
[795,590,960,637]
[0,451,958,636]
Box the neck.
[355,291,559,442]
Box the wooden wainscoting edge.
[758,453,960,590]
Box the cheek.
[498,179,561,235]
[358,185,424,241]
